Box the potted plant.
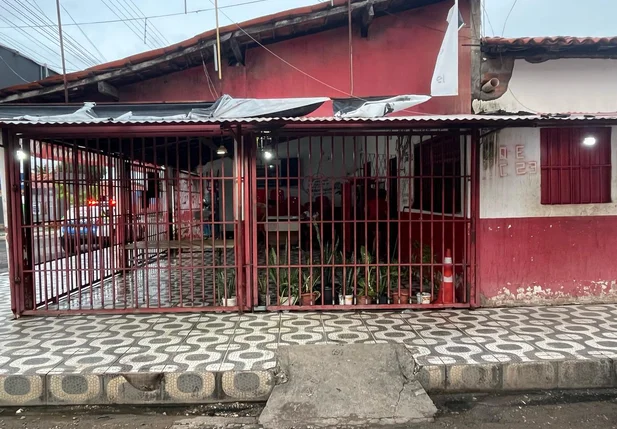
[216,269,237,307]
[356,246,376,305]
[312,224,341,305]
[257,270,269,306]
[378,261,400,304]
[279,268,300,306]
[410,241,442,303]
[266,247,298,306]
[340,252,359,306]
[300,270,321,306]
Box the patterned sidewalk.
[1,272,617,404]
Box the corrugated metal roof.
[3,114,617,126]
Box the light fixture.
[216,145,228,156]
[583,136,597,147]
[16,149,26,161]
[263,149,274,161]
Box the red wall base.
[478,216,617,306]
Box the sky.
[0,0,615,73]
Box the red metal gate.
[248,130,477,310]
[5,132,243,315]
[3,126,477,316]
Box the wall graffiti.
[499,144,537,178]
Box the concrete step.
[259,344,437,428]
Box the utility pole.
[215,0,222,80]
[55,0,69,103]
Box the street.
[0,390,615,428]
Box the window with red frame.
[540,127,612,205]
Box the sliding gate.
[4,132,244,315]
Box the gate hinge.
[13,276,20,284]
[11,184,19,192]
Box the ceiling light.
[16,150,27,161]
[216,145,228,156]
[263,150,274,161]
[583,136,597,147]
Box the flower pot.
[378,295,389,304]
[222,297,237,307]
[391,291,410,304]
[318,284,334,305]
[280,296,298,306]
[259,293,271,307]
[300,291,321,306]
[357,295,373,305]
[343,295,354,306]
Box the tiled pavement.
[1,271,617,404]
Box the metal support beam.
[229,37,245,66]
[360,1,374,38]
[97,81,119,100]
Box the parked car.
[59,198,115,255]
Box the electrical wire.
[61,4,107,63]
[0,31,64,70]
[0,52,31,82]
[207,0,436,115]
[481,0,495,37]
[0,0,272,29]
[124,0,170,46]
[0,7,81,70]
[99,0,158,50]
[108,0,162,47]
[22,0,103,65]
[119,0,167,47]
[501,0,518,37]
[0,0,98,68]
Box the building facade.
[474,37,617,306]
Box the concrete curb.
[0,358,614,406]
[0,370,275,406]
[417,357,617,393]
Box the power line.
[0,6,81,70]
[481,0,495,37]
[0,0,97,68]
[22,0,103,65]
[109,0,163,48]
[124,0,170,46]
[501,0,519,36]
[207,0,435,115]
[0,0,271,29]
[0,31,65,70]
[0,52,31,82]
[61,4,107,63]
[99,0,158,50]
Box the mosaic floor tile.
[2,271,617,374]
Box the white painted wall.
[474,58,617,114]
[480,127,617,219]
[198,157,235,231]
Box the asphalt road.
[0,390,616,428]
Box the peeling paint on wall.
[482,281,617,307]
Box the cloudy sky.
[0,0,615,72]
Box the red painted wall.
[120,0,472,115]
[398,211,466,265]
[478,217,617,306]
